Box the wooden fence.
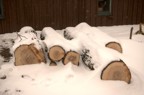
[0,0,144,34]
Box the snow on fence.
[12,23,131,84]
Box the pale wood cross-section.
[101,60,131,84]
[105,42,123,53]
[48,45,65,61]
[14,44,46,66]
[63,51,80,66]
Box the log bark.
[63,51,80,66]
[101,60,131,84]
[105,42,122,53]
[14,44,46,66]
[48,45,65,61]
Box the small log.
[49,61,57,66]
[105,42,122,53]
[14,44,46,66]
[101,60,131,84]
[63,51,80,66]
[48,45,65,61]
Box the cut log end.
[63,51,80,66]
[49,61,57,66]
[101,60,131,84]
[48,45,65,61]
[14,44,46,66]
[106,42,123,53]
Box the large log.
[48,45,65,61]
[105,42,123,53]
[63,51,80,66]
[101,60,131,84]
[14,44,46,66]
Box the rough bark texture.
[48,45,65,61]
[63,51,80,66]
[105,42,123,53]
[14,44,46,66]
[101,60,131,84]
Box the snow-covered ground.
[0,23,144,95]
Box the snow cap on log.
[12,26,41,52]
[19,26,35,35]
[12,26,47,66]
[42,27,82,52]
[64,22,120,47]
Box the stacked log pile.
[12,23,131,84]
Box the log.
[105,42,122,53]
[101,60,131,84]
[63,51,80,66]
[48,45,65,61]
[49,61,57,66]
[14,44,46,66]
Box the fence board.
[132,0,138,24]
[0,0,143,34]
[142,1,144,23]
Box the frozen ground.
[0,23,144,95]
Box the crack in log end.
[14,44,45,66]
[68,56,77,61]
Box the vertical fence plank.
[112,0,118,25]
[73,0,79,26]
[142,0,144,23]
[127,0,134,24]
[122,0,129,24]
[90,0,96,26]
[85,0,91,25]
[132,0,138,24]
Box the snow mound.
[0,23,144,95]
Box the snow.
[0,23,144,95]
